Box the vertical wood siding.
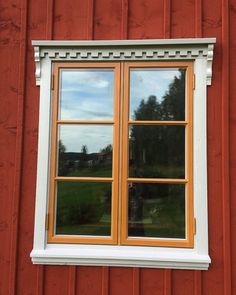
[0,0,234,294]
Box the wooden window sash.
[47,62,120,245]
[47,61,194,248]
[121,61,194,248]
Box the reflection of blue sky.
[59,125,113,153]
[130,69,181,119]
[59,70,114,120]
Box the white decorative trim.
[33,38,216,87]
[31,38,215,270]
[31,245,210,270]
[34,46,41,86]
[206,44,214,85]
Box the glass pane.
[59,69,114,120]
[58,125,113,177]
[56,181,112,236]
[128,183,185,239]
[129,125,185,178]
[129,68,185,121]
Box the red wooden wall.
[0,0,235,294]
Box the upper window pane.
[57,125,113,177]
[58,69,114,120]
[129,68,186,121]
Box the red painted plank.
[229,2,236,295]
[102,266,109,295]
[194,271,202,295]
[44,266,69,295]
[171,0,195,38]
[164,269,171,295]
[109,267,133,295]
[133,268,140,295]
[0,0,26,294]
[53,0,92,40]
[195,0,202,37]
[128,0,164,39]
[140,268,164,295]
[221,1,231,294]
[76,266,103,295]
[68,266,76,295]
[164,0,171,38]
[172,271,194,295]
[202,0,225,294]
[15,0,48,293]
[94,0,122,40]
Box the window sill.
[31,244,210,270]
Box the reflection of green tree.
[100,144,112,154]
[130,70,185,178]
[81,144,88,155]
[129,70,186,238]
[58,140,68,175]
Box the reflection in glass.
[57,125,113,177]
[128,183,185,238]
[129,125,185,178]
[56,181,112,236]
[59,69,114,120]
[130,69,185,121]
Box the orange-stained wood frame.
[121,61,194,248]
[47,61,194,248]
[47,62,121,244]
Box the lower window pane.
[128,183,185,239]
[56,181,112,236]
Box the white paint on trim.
[31,38,215,270]
[33,38,216,87]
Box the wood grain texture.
[164,270,172,295]
[15,0,48,293]
[229,1,236,295]
[202,0,225,294]
[195,0,202,37]
[221,0,231,294]
[77,266,103,295]
[94,0,122,40]
[140,268,164,295]
[172,271,194,295]
[171,0,195,38]
[68,266,76,295]
[44,266,69,295]
[109,267,133,295]
[128,0,164,39]
[6,0,27,294]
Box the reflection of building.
[61,151,112,172]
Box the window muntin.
[48,61,194,248]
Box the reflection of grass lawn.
[69,166,112,178]
[56,181,111,236]
[131,196,185,239]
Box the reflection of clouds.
[130,69,181,118]
[60,98,113,120]
[59,70,114,120]
[61,70,110,89]
[59,125,113,153]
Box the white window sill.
[31,244,210,270]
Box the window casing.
[31,39,215,269]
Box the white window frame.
[31,38,215,270]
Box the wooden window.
[48,61,194,248]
